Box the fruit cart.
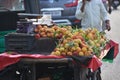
[0,35,118,80]
[0,18,119,80]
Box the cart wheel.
[20,73,26,80]
[18,66,32,80]
[90,68,102,80]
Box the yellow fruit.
[51,52,55,55]
[81,47,87,53]
[79,52,84,56]
[91,28,98,34]
[88,47,93,52]
[63,39,68,44]
[67,52,72,56]
[46,32,51,37]
[73,39,81,44]
[43,25,48,29]
[84,51,91,56]
[59,47,65,52]
[76,47,81,52]
[87,33,94,40]
[74,42,79,47]
[52,25,59,30]
[50,28,55,32]
[96,43,100,47]
[100,38,105,44]
[89,40,95,46]
[80,42,88,48]
[71,47,76,51]
[64,43,69,49]
[55,51,61,56]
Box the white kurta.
[75,0,109,31]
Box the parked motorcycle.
[112,0,120,9]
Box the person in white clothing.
[102,0,112,14]
[75,0,111,32]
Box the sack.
[103,40,119,60]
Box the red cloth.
[0,52,102,71]
[87,55,102,71]
[105,40,119,58]
[0,52,64,71]
[0,53,20,71]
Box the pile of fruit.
[34,25,108,58]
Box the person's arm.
[81,0,86,12]
[100,0,111,31]
[108,0,112,14]
[108,0,111,8]
[75,1,86,20]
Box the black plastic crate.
[5,33,57,54]
[5,33,35,52]
[33,38,58,54]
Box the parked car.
[38,0,81,27]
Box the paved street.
[101,6,120,80]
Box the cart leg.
[74,63,80,80]
[96,68,102,80]
[90,67,102,80]
[74,62,90,80]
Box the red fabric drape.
[0,52,102,71]
[87,55,102,71]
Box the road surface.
[101,7,120,80]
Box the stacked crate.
[5,33,57,54]
[5,33,35,53]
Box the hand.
[81,0,86,12]
[105,20,111,31]
[106,24,111,31]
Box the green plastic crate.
[0,48,5,53]
[0,38,5,48]
[0,30,15,53]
